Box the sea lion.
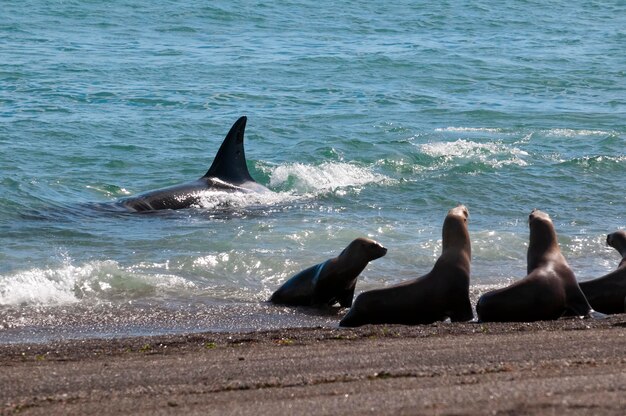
[579,230,626,314]
[119,116,270,211]
[476,209,593,322]
[269,238,387,307]
[339,205,473,327]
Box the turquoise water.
[1,1,625,343]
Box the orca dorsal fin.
[203,116,255,184]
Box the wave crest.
[268,162,390,193]
[0,260,195,306]
[545,128,612,137]
[434,127,503,133]
[418,139,528,168]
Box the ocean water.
[1,0,624,343]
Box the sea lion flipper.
[449,295,474,322]
[338,286,356,308]
[564,279,593,318]
[586,309,608,320]
[562,302,589,318]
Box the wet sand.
[3,316,626,415]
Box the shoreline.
[3,315,626,415]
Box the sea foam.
[545,129,612,137]
[434,127,504,133]
[191,189,299,211]
[0,260,195,307]
[418,139,529,168]
[184,162,389,210]
[267,161,390,193]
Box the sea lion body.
[477,209,592,322]
[579,230,626,314]
[269,238,387,307]
[340,205,473,327]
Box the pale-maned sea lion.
[579,230,626,314]
[339,205,473,327]
[269,238,387,307]
[476,209,593,322]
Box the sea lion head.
[607,230,626,258]
[527,209,560,271]
[528,209,557,242]
[342,237,388,262]
[442,205,470,252]
[607,230,626,248]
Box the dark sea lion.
[579,230,626,314]
[119,116,269,211]
[476,209,593,322]
[269,238,387,307]
[339,205,473,327]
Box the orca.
[119,116,269,212]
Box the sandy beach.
[3,315,626,415]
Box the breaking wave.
[434,127,504,133]
[267,161,391,193]
[544,128,613,137]
[417,139,529,168]
[0,260,195,307]
[187,162,390,210]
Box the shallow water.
[1,0,625,343]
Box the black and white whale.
[119,116,270,212]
